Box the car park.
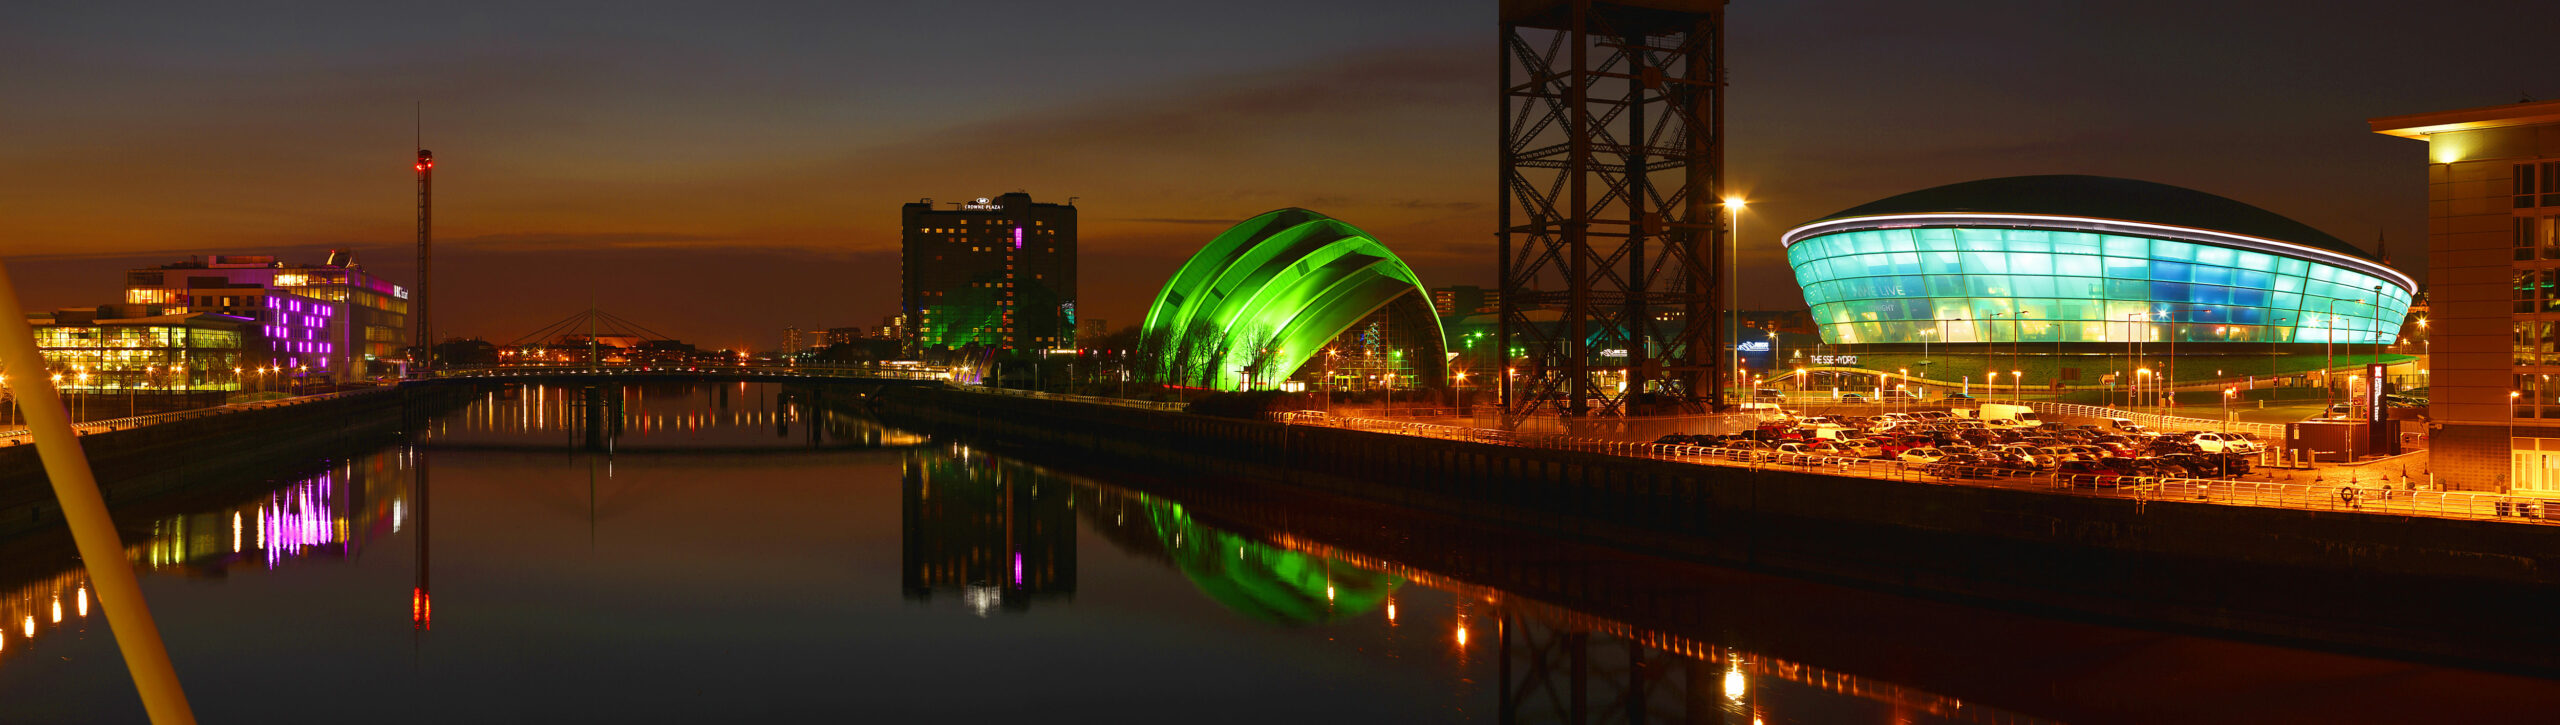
[2185,431,2259,454]
[2055,459,2125,486]
[1772,442,1823,465]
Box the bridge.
[407,363,951,389]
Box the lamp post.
[1725,197,1747,403]
[1987,312,2003,392]
[2014,368,2024,402]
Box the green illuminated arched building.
[1140,209,1447,391]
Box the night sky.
[4,1,2551,351]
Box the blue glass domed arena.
[1781,175,2415,348]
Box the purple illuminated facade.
[124,252,410,380]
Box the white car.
[2187,431,2261,454]
[1898,447,1947,464]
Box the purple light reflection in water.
[259,471,338,570]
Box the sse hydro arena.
[1781,176,2415,359]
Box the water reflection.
[0,453,415,666]
[0,387,2546,722]
[901,446,1075,615]
[432,382,926,450]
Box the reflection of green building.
[900,450,1075,614]
[1083,488,1399,625]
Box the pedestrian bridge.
[405,364,951,389]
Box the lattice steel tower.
[1499,0,1726,418]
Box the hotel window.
[2527,162,2560,208]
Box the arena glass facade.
[1781,179,2417,347]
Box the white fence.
[1270,409,2549,526]
[2025,401,2287,438]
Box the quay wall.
[873,387,2560,672]
[0,388,452,541]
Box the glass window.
[2010,253,2054,275]
[2150,260,2193,282]
[2192,264,2232,286]
[2105,257,2148,279]
[2190,284,2231,306]
[2107,279,2149,299]
[2012,275,2057,298]
[2231,286,2268,308]
[2195,246,2236,267]
[2235,269,2274,289]
[2151,281,2192,302]
[2052,232,2102,254]
[2272,275,2304,293]
[1927,275,1965,297]
[1963,253,2009,275]
[2104,236,2148,257]
[1925,252,1963,275]
[2545,323,2560,366]
[2153,240,2196,261]
[1968,275,2012,296]
[2055,254,2100,277]
[2059,276,2106,299]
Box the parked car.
[2185,431,2260,455]
[2105,417,2147,433]
[1929,453,2005,478]
[1898,447,1948,464]
[2055,459,2125,487]
[1831,438,1884,458]
[1772,442,1824,466]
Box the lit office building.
[123,252,410,379]
[28,307,247,417]
[2373,100,2560,494]
[900,193,1077,353]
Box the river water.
[0,383,2551,723]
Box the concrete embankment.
[872,386,2560,673]
[0,387,462,541]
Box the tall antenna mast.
[414,103,434,375]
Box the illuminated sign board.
[2366,362,2386,423]
[1600,348,1628,358]
[1736,341,1770,352]
[962,196,1003,211]
[1809,354,1858,366]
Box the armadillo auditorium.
[1781,175,2416,351]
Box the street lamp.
[1725,196,1747,402]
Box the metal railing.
[960,386,1188,412]
[0,388,396,445]
[430,363,951,381]
[1270,410,2551,526]
[2025,400,2287,438]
